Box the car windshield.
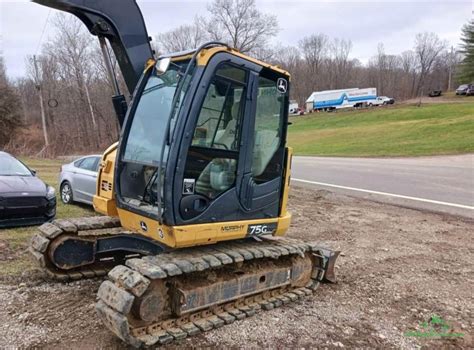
[459,85,468,89]
[0,154,31,176]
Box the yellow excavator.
[29,0,340,346]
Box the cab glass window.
[251,75,285,182]
[122,64,183,165]
[185,64,246,199]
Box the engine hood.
[0,175,47,196]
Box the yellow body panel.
[153,46,289,76]
[117,207,291,249]
[197,47,289,76]
[93,142,119,216]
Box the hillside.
[288,101,474,157]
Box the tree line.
[0,0,472,156]
[2,15,122,156]
[156,0,467,105]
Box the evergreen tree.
[458,20,474,82]
[0,57,23,147]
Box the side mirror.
[155,57,171,75]
[31,169,37,175]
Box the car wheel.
[60,181,73,204]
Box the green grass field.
[0,158,95,277]
[288,101,474,157]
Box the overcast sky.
[1,0,473,79]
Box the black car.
[456,84,472,95]
[0,151,56,228]
[428,90,442,97]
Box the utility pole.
[447,46,454,92]
[83,76,100,149]
[84,81,97,128]
[33,55,49,148]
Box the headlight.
[46,186,56,200]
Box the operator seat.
[251,128,279,177]
[195,101,240,197]
[213,102,240,149]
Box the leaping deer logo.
[277,78,287,94]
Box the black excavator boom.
[33,0,153,104]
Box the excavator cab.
[30,0,339,347]
[89,45,294,247]
[116,48,290,227]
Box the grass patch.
[0,256,35,277]
[0,158,95,277]
[288,102,474,157]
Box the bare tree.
[329,38,353,89]
[400,50,418,98]
[15,13,120,156]
[204,0,278,54]
[44,14,103,147]
[249,45,277,62]
[368,44,402,97]
[368,44,388,94]
[274,45,308,105]
[299,34,329,91]
[156,19,206,54]
[414,32,447,96]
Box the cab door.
[239,69,289,212]
[172,53,289,225]
[176,60,250,223]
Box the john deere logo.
[140,221,148,232]
[277,78,287,94]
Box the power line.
[35,9,52,56]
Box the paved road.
[291,155,474,218]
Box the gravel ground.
[1,186,472,349]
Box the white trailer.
[289,100,299,115]
[306,88,377,111]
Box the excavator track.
[95,237,339,347]
[29,216,133,281]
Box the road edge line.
[292,178,474,210]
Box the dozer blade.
[95,237,340,347]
